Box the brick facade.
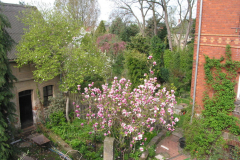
[191,0,240,112]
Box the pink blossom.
[85,95,89,99]
[77,114,80,117]
[89,132,92,135]
[73,102,75,105]
[75,110,79,113]
[76,105,80,108]
[153,61,156,66]
[148,55,153,59]
[150,127,154,132]
[81,123,84,126]
[139,147,144,151]
[150,70,154,74]
[175,117,179,122]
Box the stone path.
[155,129,190,160]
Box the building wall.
[191,0,240,112]
[10,62,60,128]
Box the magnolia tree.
[74,56,178,152]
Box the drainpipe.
[191,0,203,123]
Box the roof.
[0,3,34,60]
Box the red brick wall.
[191,0,240,112]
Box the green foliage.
[95,20,106,36]
[79,74,104,92]
[45,93,66,118]
[203,45,240,135]
[46,111,66,128]
[151,36,169,83]
[124,50,148,89]
[163,44,193,95]
[148,145,156,158]
[124,24,140,42]
[46,118,104,159]
[0,7,17,159]
[145,16,167,41]
[184,45,240,159]
[127,34,150,55]
[16,8,108,91]
[109,17,139,42]
[112,52,125,77]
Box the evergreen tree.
[0,8,17,159]
[95,20,106,36]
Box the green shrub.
[45,93,66,119]
[148,145,156,158]
[124,50,148,89]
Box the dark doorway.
[19,90,33,129]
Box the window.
[43,85,53,106]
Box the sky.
[1,0,197,25]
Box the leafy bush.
[124,50,148,89]
[151,36,169,83]
[163,44,193,95]
[148,145,156,158]
[46,111,66,128]
[127,34,150,55]
[45,93,66,118]
[79,74,104,93]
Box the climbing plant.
[184,45,240,159]
[203,45,240,134]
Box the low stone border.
[38,123,84,160]
[139,129,167,160]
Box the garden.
[2,1,240,159]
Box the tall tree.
[0,8,17,159]
[112,0,151,36]
[95,20,106,36]
[54,0,100,28]
[16,7,108,92]
[109,17,139,42]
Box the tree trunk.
[182,0,193,48]
[162,0,173,51]
[152,2,157,36]
[66,92,70,122]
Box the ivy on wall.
[203,45,240,135]
[184,45,240,158]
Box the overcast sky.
[1,0,196,25]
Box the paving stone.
[156,135,186,159]
[155,154,164,160]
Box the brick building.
[191,0,240,113]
